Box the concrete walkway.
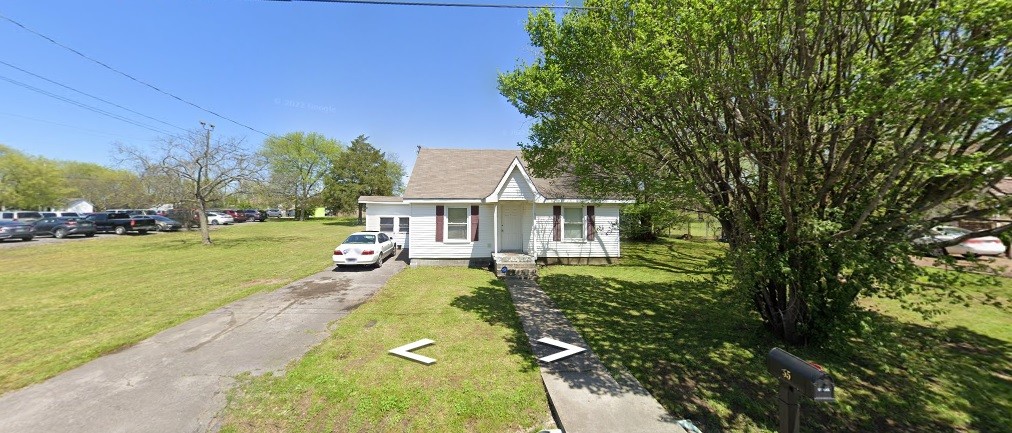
[0,255,406,433]
[505,277,687,433]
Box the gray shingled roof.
[403,148,581,199]
[358,196,403,203]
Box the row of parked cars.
[0,208,273,242]
[204,209,269,225]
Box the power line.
[0,73,179,137]
[0,111,151,141]
[0,59,189,133]
[259,0,593,9]
[0,12,274,138]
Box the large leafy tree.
[260,132,343,221]
[500,0,1011,342]
[0,145,67,210]
[323,135,404,214]
[59,161,147,209]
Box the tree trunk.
[634,212,656,241]
[197,198,212,245]
[754,282,805,344]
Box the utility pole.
[200,121,214,149]
[197,121,215,243]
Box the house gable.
[486,158,544,202]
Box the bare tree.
[116,128,264,245]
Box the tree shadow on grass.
[621,240,723,276]
[537,272,1012,432]
[449,278,540,373]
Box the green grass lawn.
[539,238,1012,432]
[0,218,360,394]
[219,267,550,433]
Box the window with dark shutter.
[587,206,595,241]
[552,206,561,241]
[471,206,479,241]
[447,207,468,240]
[435,206,444,242]
[563,207,583,240]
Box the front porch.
[492,252,538,279]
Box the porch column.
[493,203,499,253]
[530,203,537,259]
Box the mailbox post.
[766,348,835,433]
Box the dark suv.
[242,209,266,222]
[32,217,97,238]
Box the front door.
[500,205,523,252]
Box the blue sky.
[0,0,562,173]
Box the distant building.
[63,198,94,214]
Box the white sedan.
[333,231,397,267]
[917,226,1008,257]
[206,212,234,225]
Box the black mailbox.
[767,348,835,401]
[766,348,836,433]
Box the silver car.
[0,210,43,224]
[917,226,1008,257]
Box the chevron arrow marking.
[537,337,586,363]
[388,338,436,365]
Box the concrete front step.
[493,252,538,279]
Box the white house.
[359,148,632,267]
[63,198,94,214]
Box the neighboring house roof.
[359,196,404,203]
[403,148,582,200]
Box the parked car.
[0,210,44,224]
[222,209,248,223]
[151,215,183,231]
[266,209,282,218]
[243,209,266,222]
[39,211,81,218]
[0,220,34,242]
[333,231,396,268]
[206,212,234,225]
[31,217,96,238]
[916,226,1008,257]
[85,212,158,235]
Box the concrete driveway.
[0,253,407,433]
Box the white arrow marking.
[388,338,436,365]
[537,337,586,362]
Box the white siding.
[364,203,411,247]
[64,200,94,214]
[531,204,621,258]
[408,203,494,259]
[498,168,536,201]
